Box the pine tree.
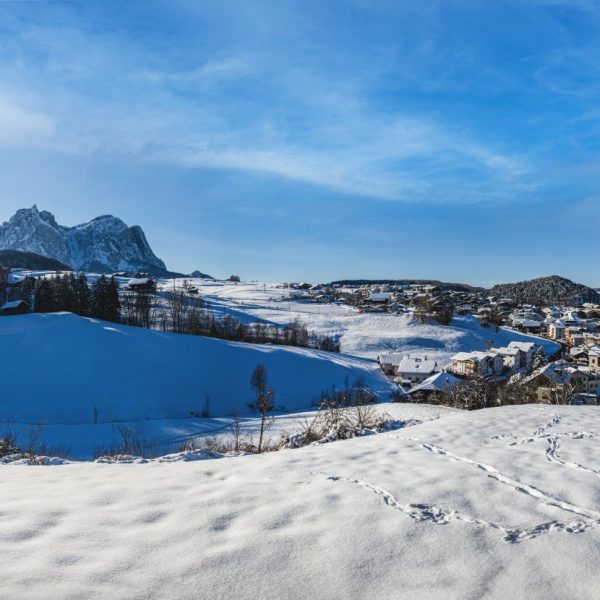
[106,277,121,322]
[73,273,91,316]
[91,275,109,319]
[34,279,56,312]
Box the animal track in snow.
[326,475,600,544]
[545,435,600,477]
[490,414,600,476]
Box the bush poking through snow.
[284,403,390,448]
[94,424,159,460]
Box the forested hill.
[0,249,71,271]
[489,275,600,306]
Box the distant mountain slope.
[489,275,600,306]
[0,206,171,276]
[0,249,71,271]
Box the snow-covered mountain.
[0,205,167,274]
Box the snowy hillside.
[159,279,561,364]
[0,312,393,424]
[2,405,600,599]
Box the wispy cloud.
[0,0,596,206]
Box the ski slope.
[2,405,600,599]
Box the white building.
[378,353,437,384]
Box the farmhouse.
[0,300,29,316]
[378,353,437,384]
[127,278,157,293]
[406,371,462,399]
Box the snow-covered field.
[2,405,600,599]
[0,312,394,458]
[158,279,561,363]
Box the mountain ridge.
[0,206,173,276]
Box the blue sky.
[0,0,599,286]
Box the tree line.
[158,292,340,352]
[14,275,340,353]
[34,273,121,322]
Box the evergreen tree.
[91,275,109,319]
[106,276,121,322]
[34,279,56,312]
[73,273,91,316]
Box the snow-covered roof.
[380,354,437,374]
[407,372,461,395]
[512,318,543,327]
[451,351,492,362]
[508,341,537,352]
[128,278,152,286]
[396,356,437,375]
[0,300,26,310]
[379,353,404,366]
[523,360,574,386]
[367,292,392,301]
[493,346,520,357]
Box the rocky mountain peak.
[0,207,168,275]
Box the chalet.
[513,318,543,333]
[127,278,156,293]
[448,351,504,378]
[548,321,565,340]
[0,300,29,316]
[507,341,537,368]
[406,372,461,399]
[589,347,600,371]
[570,347,590,366]
[393,355,438,386]
[378,353,437,384]
[491,346,522,370]
[366,292,392,304]
[522,360,575,403]
[379,353,404,376]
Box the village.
[270,279,600,407]
[2,266,600,407]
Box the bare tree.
[230,407,242,453]
[249,364,274,453]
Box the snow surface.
[2,405,600,598]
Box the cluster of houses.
[379,341,538,388]
[282,281,478,315]
[379,333,600,405]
